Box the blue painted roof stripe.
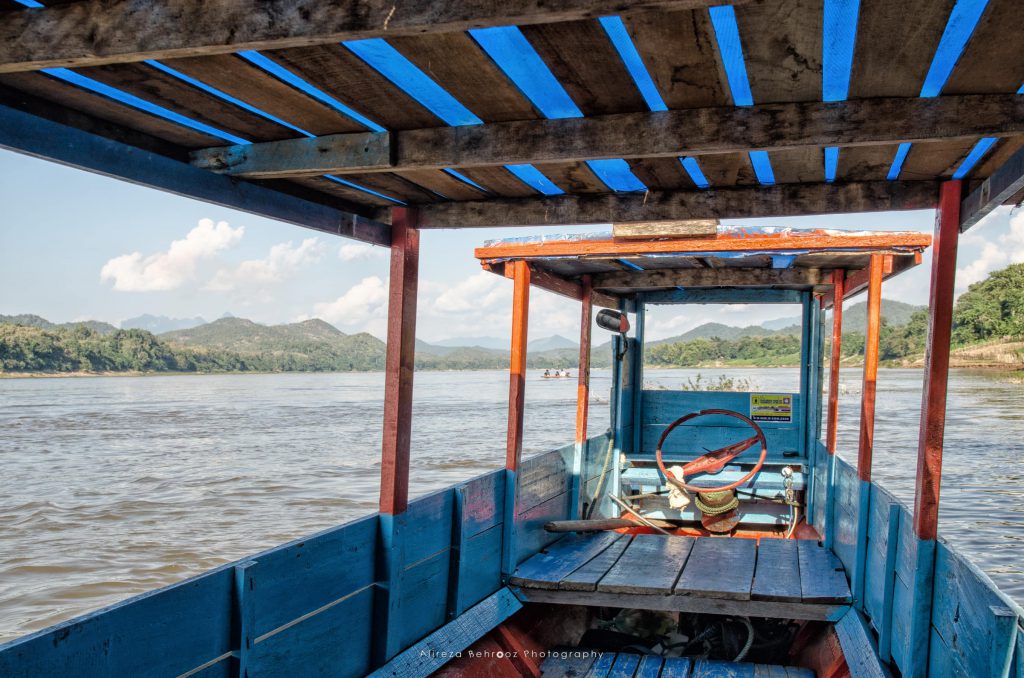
[618,259,646,271]
[822,0,861,102]
[237,51,385,133]
[586,159,647,192]
[342,39,483,127]
[41,68,250,145]
[824,146,840,183]
[920,0,990,98]
[708,6,755,107]
[1018,83,1024,94]
[952,137,997,179]
[748,151,776,185]
[442,169,488,192]
[12,0,44,6]
[505,165,564,195]
[598,16,668,112]
[143,60,314,138]
[469,26,583,120]
[887,142,913,180]
[324,175,406,204]
[680,157,710,189]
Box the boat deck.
[540,651,815,677]
[510,533,851,621]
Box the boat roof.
[475,226,930,306]
[0,1,1020,245]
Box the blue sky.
[2,149,1022,342]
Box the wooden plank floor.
[540,651,816,677]
[511,533,851,621]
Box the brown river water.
[0,367,1021,642]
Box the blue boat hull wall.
[0,434,613,678]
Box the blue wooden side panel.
[638,390,803,461]
[452,469,505,614]
[811,441,829,535]
[832,458,860,575]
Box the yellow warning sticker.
[750,393,793,422]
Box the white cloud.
[206,237,324,292]
[100,218,243,291]
[312,276,389,329]
[956,208,1024,290]
[339,243,387,262]
[433,272,508,314]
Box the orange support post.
[502,260,530,576]
[906,180,962,678]
[856,254,884,483]
[914,180,961,539]
[826,269,845,455]
[570,275,593,519]
[378,208,419,516]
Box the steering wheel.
[654,408,768,494]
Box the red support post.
[570,275,593,519]
[856,254,884,482]
[826,270,845,455]
[913,180,961,540]
[505,260,531,471]
[378,208,419,516]
[501,261,530,577]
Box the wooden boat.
[1,2,1022,676]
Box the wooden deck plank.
[635,655,669,678]
[751,539,803,602]
[608,652,642,678]
[561,534,633,592]
[597,534,695,595]
[658,657,693,677]
[586,652,618,678]
[675,537,756,600]
[797,540,852,603]
[693,659,756,677]
[540,651,599,677]
[509,532,624,590]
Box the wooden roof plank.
[411,181,939,228]
[697,153,759,187]
[0,0,743,73]
[76,62,299,142]
[393,169,488,202]
[159,53,371,135]
[628,157,698,190]
[960,142,1024,231]
[343,172,441,204]
[942,0,1024,96]
[849,0,956,98]
[520,19,648,116]
[452,166,538,198]
[533,162,610,194]
[264,44,442,131]
[387,33,538,123]
[593,267,826,290]
[735,0,824,104]
[286,176,396,208]
[623,9,729,109]
[898,138,979,180]
[837,144,902,182]
[0,71,221,150]
[769,147,825,184]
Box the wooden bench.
[540,651,816,677]
[510,533,850,621]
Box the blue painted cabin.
[2,226,1021,678]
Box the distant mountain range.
[121,314,207,334]
[758,299,925,334]
[0,313,118,335]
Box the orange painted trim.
[475,230,931,260]
[914,181,961,540]
[506,260,530,471]
[481,261,620,309]
[379,208,420,515]
[856,254,884,482]
[826,270,845,455]
[822,251,923,308]
[575,276,592,446]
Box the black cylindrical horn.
[596,309,630,334]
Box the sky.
[2,149,1023,344]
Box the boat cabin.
[1,0,1024,676]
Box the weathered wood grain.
[0,0,749,73]
[190,94,1024,178]
[508,532,623,590]
[960,143,1024,231]
[751,538,803,602]
[408,181,938,227]
[675,537,756,600]
[597,534,694,594]
[612,220,718,240]
[594,267,824,290]
[560,534,633,592]
[796,540,851,603]
[833,610,891,678]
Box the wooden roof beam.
[960,143,1024,232]
[405,181,939,228]
[190,94,1024,179]
[0,0,743,73]
[484,262,620,309]
[593,267,826,290]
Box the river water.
[0,368,1021,642]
